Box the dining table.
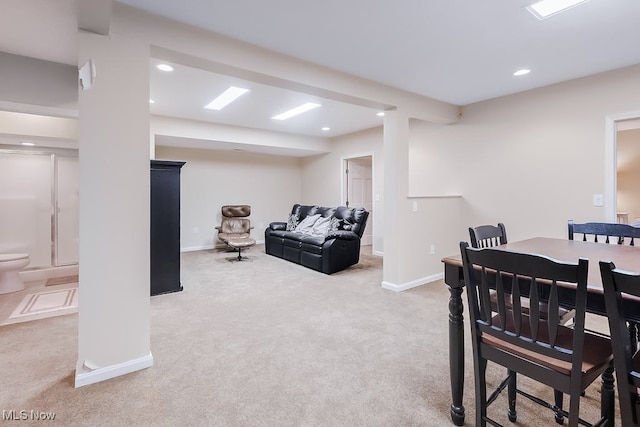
[441,236,640,426]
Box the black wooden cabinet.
[150,160,186,296]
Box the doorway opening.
[342,154,373,247]
[605,111,640,223]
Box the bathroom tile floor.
[0,278,78,326]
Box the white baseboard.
[181,240,265,253]
[74,352,154,388]
[381,272,444,292]
[372,250,384,256]
[181,244,216,252]
[21,264,79,282]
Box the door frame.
[605,110,640,222]
[341,152,375,247]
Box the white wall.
[155,146,302,251]
[410,64,640,246]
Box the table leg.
[448,285,465,426]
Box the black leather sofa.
[264,204,369,274]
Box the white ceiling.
[148,58,384,139]
[2,0,640,147]
[119,0,640,106]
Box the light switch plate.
[593,194,604,207]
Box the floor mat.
[2,288,78,325]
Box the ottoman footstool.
[226,237,256,261]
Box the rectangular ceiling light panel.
[272,102,322,120]
[204,86,250,110]
[526,0,590,19]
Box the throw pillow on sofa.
[311,215,332,237]
[329,216,354,233]
[329,217,341,234]
[294,214,321,235]
[286,213,300,231]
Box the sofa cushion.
[301,235,325,246]
[315,206,336,218]
[328,215,357,233]
[269,230,305,241]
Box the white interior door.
[346,157,373,246]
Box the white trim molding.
[381,272,443,292]
[180,240,265,253]
[75,353,154,388]
[605,110,640,223]
[180,244,216,252]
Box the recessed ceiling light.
[376,112,385,117]
[21,142,35,146]
[149,99,155,104]
[272,102,321,120]
[322,127,330,131]
[526,0,590,19]
[156,64,174,72]
[204,87,250,110]
[513,69,531,76]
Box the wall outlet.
[192,226,199,234]
[430,244,435,255]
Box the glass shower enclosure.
[0,149,79,268]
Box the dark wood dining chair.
[570,219,640,347]
[470,223,575,325]
[568,220,640,245]
[460,242,614,427]
[600,260,640,427]
[469,223,508,248]
[470,223,576,423]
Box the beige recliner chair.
[215,205,256,260]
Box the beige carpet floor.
[0,245,621,426]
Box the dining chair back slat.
[469,223,507,248]
[568,220,640,246]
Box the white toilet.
[0,254,30,294]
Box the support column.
[76,30,153,387]
[381,109,412,290]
